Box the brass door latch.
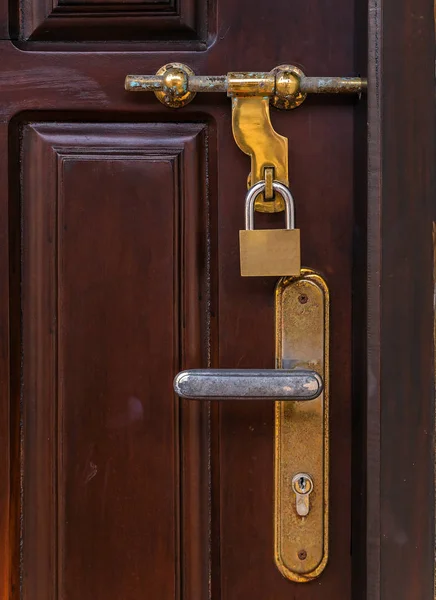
[125,63,366,212]
[125,63,366,108]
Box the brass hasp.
[125,63,366,212]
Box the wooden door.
[0,0,435,598]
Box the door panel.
[9,112,355,600]
[16,122,213,598]
[17,0,210,43]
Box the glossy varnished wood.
[17,122,212,598]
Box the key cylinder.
[292,473,314,517]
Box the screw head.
[298,549,307,561]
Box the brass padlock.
[239,180,301,276]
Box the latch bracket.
[231,95,288,212]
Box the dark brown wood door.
[1,0,435,598]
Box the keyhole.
[293,473,313,495]
[292,473,314,517]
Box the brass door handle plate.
[173,269,329,583]
[275,269,329,582]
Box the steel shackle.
[245,181,296,230]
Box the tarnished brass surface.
[150,63,196,108]
[125,64,367,107]
[275,270,329,582]
[271,65,307,110]
[227,72,275,95]
[232,96,288,211]
[301,76,367,94]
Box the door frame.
[360,1,436,597]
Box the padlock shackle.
[245,181,295,230]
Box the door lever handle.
[173,368,323,400]
[174,271,329,583]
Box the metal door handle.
[174,368,323,400]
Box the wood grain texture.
[16,122,212,599]
[366,0,436,598]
